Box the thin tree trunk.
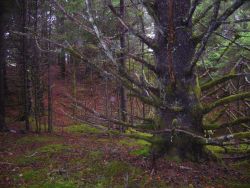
[0,2,7,131]
[60,49,66,79]
[71,55,77,117]
[47,2,53,132]
[119,0,127,131]
[20,0,30,131]
[48,63,53,132]
[57,16,66,79]
[105,77,111,130]
[31,0,44,133]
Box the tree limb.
[128,53,157,74]
[203,92,250,113]
[85,0,117,65]
[221,18,250,24]
[184,0,202,25]
[203,116,250,130]
[189,0,246,73]
[108,3,157,49]
[201,74,243,91]
[192,4,213,26]
[52,0,94,35]
[151,128,250,146]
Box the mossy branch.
[124,133,154,144]
[211,107,228,124]
[201,74,239,91]
[151,128,250,146]
[203,116,250,130]
[203,92,250,114]
[209,131,250,143]
[129,93,162,108]
[203,131,250,145]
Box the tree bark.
[119,0,127,129]
[59,49,66,79]
[47,2,53,133]
[20,0,31,131]
[57,16,66,79]
[71,55,77,117]
[0,1,7,131]
[32,0,43,132]
[153,0,204,160]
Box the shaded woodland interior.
[0,0,250,187]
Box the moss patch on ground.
[15,154,45,166]
[36,144,71,154]
[64,124,104,134]
[17,135,61,145]
[206,144,250,157]
[119,138,150,147]
[28,181,77,188]
[12,168,49,187]
[22,168,47,182]
[230,159,250,179]
[130,147,151,157]
[119,137,151,157]
[125,128,152,138]
[1,130,249,188]
[14,144,70,166]
[225,182,250,188]
[65,149,167,187]
[5,169,77,188]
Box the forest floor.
[2,65,250,187]
[0,124,250,188]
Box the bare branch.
[184,0,202,25]
[193,4,213,25]
[221,18,250,24]
[108,3,157,49]
[85,0,117,66]
[128,53,157,74]
[215,33,250,51]
[189,0,246,73]
[52,0,94,35]
[65,94,137,128]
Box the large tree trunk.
[153,0,204,160]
